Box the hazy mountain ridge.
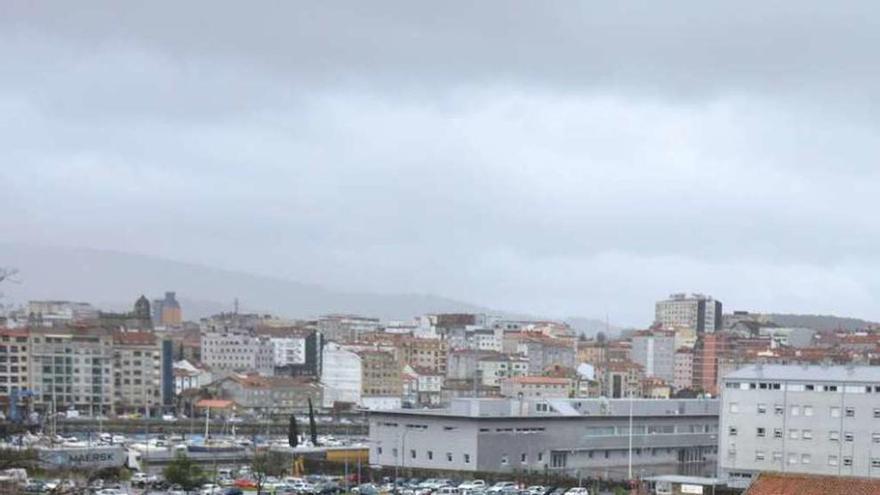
[0,244,609,327]
[765,313,878,332]
[0,243,491,320]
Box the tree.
[163,453,206,491]
[252,451,289,494]
[288,415,299,447]
[596,331,607,343]
[0,267,18,303]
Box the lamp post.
[627,386,633,481]
[395,427,410,490]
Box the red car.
[233,479,258,489]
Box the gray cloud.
[2,2,880,325]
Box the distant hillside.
[564,317,620,338]
[766,313,878,332]
[0,243,490,321]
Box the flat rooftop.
[368,397,718,418]
[725,364,880,383]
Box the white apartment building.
[655,293,722,334]
[320,342,362,407]
[477,354,529,387]
[720,364,880,489]
[270,337,306,367]
[201,331,274,376]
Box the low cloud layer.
[2,2,879,325]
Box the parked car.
[459,480,486,491]
[222,489,244,495]
[487,482,518,494]
[563,488,589,495]
[525,486,547,495]
[436,487,461,495]
[352,484,380,495]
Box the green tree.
[163,453,206,491]
[252,451,289,493]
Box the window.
[537,452,543,462]
[377,447,383,455]
[831,407,841,418]
[802,429,812,440]
[774,404,784,416]
[755,451,765,461]
[410,449,416,459]
[789,430,799,440]
[873,459,880,468]
[873,433,880,443]
[801,454,811,464]
[774,428,783,439]
[730,403,739,413]
[788,453,798,465]
[392,448,398,458]
[790,405,800,416]
[757,427,766,438]
[829,455,839,466]
[874,409,880,419]
[829,431,840,441]
[843,456,853,467]
[729,427,738,437]
[845,432,854,442]
[757,403,767,414]
[446,452,452,462]
[772,451,782,462]
[464,454,470,464]
[846,407,855,417]
[427,451,433,460]
[501,454,509,465]
[804,405,814,417]
[521,453,527,463]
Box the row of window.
[730,403,876,418]
[747,450,880,468]
[727,381,880,394]
[732,426,880,443]
[380,447,472,464]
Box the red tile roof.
[745,473,880,495]
[195,399,236,409]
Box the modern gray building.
[631,331,676,385]
[369,397,719,480]
[719,364,880,489]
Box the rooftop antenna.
[234,298,239,315]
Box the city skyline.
[4,3,880,325]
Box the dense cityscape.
[4,2,879,494]
[3,290,880,493]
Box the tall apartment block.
[719,364,880,489]
[655,293,722,334]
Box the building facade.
[29,328,115,415]
[0,328,30,405]
[200,330,274,376]
[693,333,728,395]
[655,293,722,334]
[719,364,880,488]
[631,331,676,384]
[673,349,694,391]
[112,331,165,414]
[369,398,719,479]
[400,338,449,376]
[500,376,572,399]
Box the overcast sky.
[2,2,880,326]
